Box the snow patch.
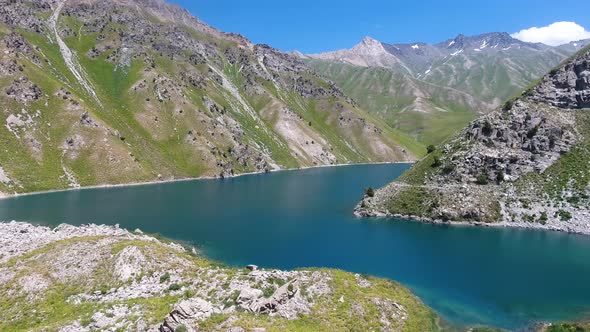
[450,49,463,56]
[448,40,455,47]
[411,44,419,50]
[480,40,488,49]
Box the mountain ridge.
[303,32,589,146]
[0,0,422,195]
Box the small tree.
[442,164,455,175]
[476,174,489,185]
[431,156,442,168]
[426,145,436,154]
[365,187,375,197]
[496,170,505,183]
[482,120,493,136]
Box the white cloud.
[511,21,590,46]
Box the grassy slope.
[0,9,422,194]
[307,60,481,146]
[308,48,569,147]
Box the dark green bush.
[476,174,489,185]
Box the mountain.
[355,46,590,234]
[304,34,589,145]
[0,0,422,195]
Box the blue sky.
[171,0,590,53]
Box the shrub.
[168,283,181,291]
[431,157,442,168]
[442,164,455,175]
[476,174,489,185]
[365,187,375,197]
[503,99,514,111]
[496,170,505,183]
[262,286,276,298]
[159,272,170,283]
[426,145,436,154]
[482,120,493,136]
[538,212,548,224]
[556,210,572,221]
[527,125,539,139]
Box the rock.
[160,298,216,332]
[236,287,263,306]
[4,76,42,102]
[246,264,258,271]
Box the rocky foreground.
[2,221,589,331]
[0,221,442,332]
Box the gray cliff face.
[357,47,590,234]
[531,51,590,108]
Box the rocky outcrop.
[4,76,42,102]
[531,49,590,108]
[358,47,590,234]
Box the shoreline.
[0,161,414,200]
[355,210,590,236]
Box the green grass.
[386,186,439,217]
[307,60,481,147]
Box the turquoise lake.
[1,163,590,329]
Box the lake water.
[1,163,590,329]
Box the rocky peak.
[351,36,386,56]
[439,32,541,51]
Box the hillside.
[304,34,589,145]
[0,221,441,331]
[355,46,590,234]
[0,0,421,195]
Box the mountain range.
[301,33,590,144]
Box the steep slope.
[356,46,590,234]
[0,0,421,195]
[0,221,441,331]
[306,33,584,146]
